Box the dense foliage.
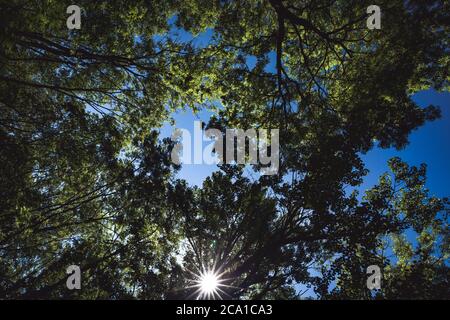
[0,0,448,299]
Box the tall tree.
[0,0,448,299]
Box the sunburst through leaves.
[186,264,232,300]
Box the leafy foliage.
[0,0,448,299]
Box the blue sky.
[160,89,450,200]
[158,18,450,197]
[157,18,450,297]
[360,89,450,199]
[158,89,449,298]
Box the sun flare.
[186,266,230,300]
[200,271,219,294]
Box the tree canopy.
[0,0,449,299]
